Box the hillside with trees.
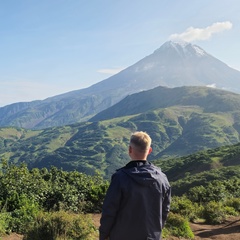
[1,87,240,179]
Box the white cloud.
[169,21,233,42]
[206,83,217,88]
[97,67,125,75]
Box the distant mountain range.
[1,41,240,129]
[1,86,240,178]
[90,85,240,121]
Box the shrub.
[8,194,40,233]
[202,201,230,224]
[223,206,238,216]
[170,196,202,221]
[24,211,96,240]
[0,213,11,236]
[224,198,240,213]
[163,212,194,239]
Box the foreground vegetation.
[0,160,108,239]
[0,149,239,239]
[157,144,240,238]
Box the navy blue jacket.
[99,160,171,240]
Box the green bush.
[8,194,40,233]
[170,196,202,221]
[163,212,194,239]
[224,198,240,212]
[0,163,108,214]
[223,206,238,216]
[0,213,11,236]
[24,211,96,240]
[202,201,230,224]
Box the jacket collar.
[124,160,150,169]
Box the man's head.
[129,131,152,160]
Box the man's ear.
[129,145,132,154]
[148,147,152,155]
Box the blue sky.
[0,0,240,107]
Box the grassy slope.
[0,105,240,179]
[154,143,240,195]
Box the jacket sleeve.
[99,172,122,240]
[162,183,171,228]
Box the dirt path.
[191,216,240,240]
[1,233,23,240]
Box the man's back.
[99,160,171,240]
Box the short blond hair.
[130,131,152,152]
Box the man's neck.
[131,158,147,161]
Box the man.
[99,131,171,240]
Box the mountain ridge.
[91,85,240,121]
[1,41,240,129]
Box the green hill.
[1,86,240,179]
[1,103,240,179]
[155,143,240,197]
[91,86,240,121]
